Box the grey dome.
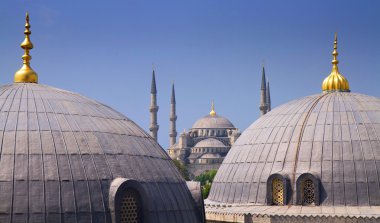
[194,138,226,148]
[209,92,380,206]
[192,114,234,129]
[0,83,200,223]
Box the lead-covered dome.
[194,138,226,148]
[0,83,201,222]
[192,115,235,129]
[209,92,380,207]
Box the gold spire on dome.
[210,101,216,116]
[322,33,350,92]
[14,12,38,83]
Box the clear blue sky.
[0,0,379,148]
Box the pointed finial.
[14,12,38,83]
[151,68,157,94]
[171,81,176,104]
[261,66,266,90]
[210,100,216,116]
[322,33,350,92]
[332,33,339,71]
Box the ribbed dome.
[209,91,380,206]
[194,138,226,148]
[192,115,234,129]
[0,83,200,222]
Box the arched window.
[109,178,146,223]
[302,179,315,205]
[267,173,289,206]
[272,178,284,205]
[120,189,142,223]
[296,173,320,205]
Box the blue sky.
[0,0,379,148]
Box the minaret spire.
[149,68,159,141]
[169,82,177,147]
[259,66,268,116]
[266,81,271,112]
[14,12,38,83]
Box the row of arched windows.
[190,129,235,137]
[192,147,228,153]
[267,173,320,206]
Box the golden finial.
[14,12,38,83]
[210,101,216,116]
[322,33,350,92]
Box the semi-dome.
[194,138,226,148]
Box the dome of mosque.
[206,35,380,221]
[192,103,235,129]
[192,115,235,129]
[0,13,203,223]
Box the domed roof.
[194,138,226,148]
[0,83,200,222]
[208,92,380,206]
[199,153,222,159]
[192,114,235,129]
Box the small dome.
[208,92,380,207]
[199,153,222,159]
[0,83,201,222]
[194,138,226,148]
[192,114,235,129]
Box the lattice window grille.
[120,190,140,223]
[303,179,315,205]
[272,178,284,205]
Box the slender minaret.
[259,66,268,116]
[266,81,271,112]
[169,82,177,147]
[149,69,159,141]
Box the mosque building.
[0,13,205,223]
[161,68,271,179]
[205,35,380,222]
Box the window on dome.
[109,178,145,223]
[296,173,320,206]
[119,188,142,223]
[302,179,315,205]
[267,173,288,206]
[272,178,284,205]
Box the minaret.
[14,12,38,83]
[169,82,177,147]
[149,69,159,141]
[259,66,268,116]
[266,81,271,112]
